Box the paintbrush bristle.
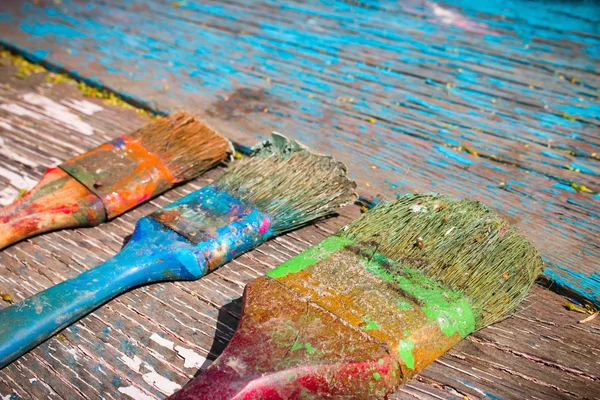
[341,194,543,329]
[217,133,357,235]
[132,112,232,181]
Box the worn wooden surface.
[0,54,599,400]
[0,0,598,306]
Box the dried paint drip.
[0,111,231,249]
[0,134,355,369]
[169,194,542,399]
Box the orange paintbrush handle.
[0,167,106,249]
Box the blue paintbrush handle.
[0,187,274,368]
[0,218,195,368]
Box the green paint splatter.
[341,194,543,330]
[373,372,381,380]
[269,229,476,341]
[291,340,316,355]
[290,341,304,352]
[362,321,379,330]
[403,330,410,337]
[423,300,474,338]
[398,339,415,369]
[267,236,351,278]
[397,299,412,310]
[304,343,316,354]
[361,254,476,338]
[360,314,380,331]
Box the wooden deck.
[0,0,598,306]
[0,62,598,400]
[0,1,599,399]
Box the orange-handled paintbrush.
[170,194,543,399]
[0,112,231,249]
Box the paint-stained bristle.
[342,194,543,329]
[132,112,232,181]
[217,133,357,235]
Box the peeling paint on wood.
[0,0,597,305]
[0,4,599,400]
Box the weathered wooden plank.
[0,57,599,399]
[0,0,597,305]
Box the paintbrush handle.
[0,167,106,250]
[169,276,398,399]
[0,218,195,368]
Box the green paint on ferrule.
[269,235,476,338]
[361,321,380,331]
[290,341,316,355]
[304,343,316,354]
[290,341,304,352]
[397,300,412,310]
[267,235,352,278]
[360,314,380,331]
[361,253,476,339]
[423,302,473,338]
[398,339,415,369]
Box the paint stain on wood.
[206,88,286,120]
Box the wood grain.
[0,57,599,399]
[0,0,597,306]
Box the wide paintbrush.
[0,111,231,249]
[170,194,543,399]
[0,134,356,368]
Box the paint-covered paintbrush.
[170,194,543,399]
[0,112,231,250]
[0,134,356,368]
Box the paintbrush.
[169,193,543,399]
[0,134,356,368]
[0,111,231,250]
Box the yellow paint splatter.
[14,188,27,201]
[463,145,478,156]
[0,293,13,304]
[571,183,593,193]
[564,303,587,313]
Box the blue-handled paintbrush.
[0,134,356,369]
